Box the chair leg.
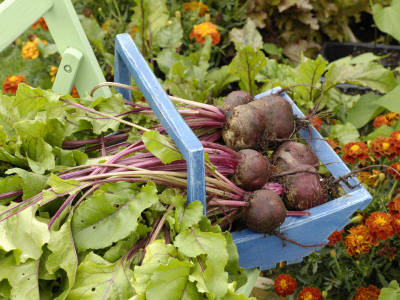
[52,47,82,95]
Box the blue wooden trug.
[114,34,206,212]
[113,34,373,270]
[231,88,372,270]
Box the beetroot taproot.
[248,94,295,149]
[271,141,320,171]
[222,104,267,151]
[231,149,272,191]
[241,189,286,233]
[220,90,254,112]
[282,165,328,210]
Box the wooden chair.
[0,0,110,97]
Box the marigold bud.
[330,249,336,258]
[379,173,386,182]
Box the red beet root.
[248,95,295,149]
[282,165,328,211]
[241,190,287,233]
[271,141,320,171]
[222,104,267,151]
[220,90,254,112]
[231,149,272,191]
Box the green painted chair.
[0,0,110,97]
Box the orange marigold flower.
[21,40,39,60]
[183,1,210,16]
[366,212,394,242]
[298,287,323,300]
[370,137,397,160]
[342,142,369,164]
[71,86,79,98]
[389,162,400,180]
[373,112,399,127]
[352,285,380,300]
[129,26,138,40]
[377,242,398,261]
[273,274,297,297]
[373,115,390,127]
[388,196,400,216]
[2,75,26,94]
[309,115,323,131]
[386,112,400,123]
[392,214,400,236]
[344,225,376,257]
[390,130,400,156]
[327,230,343,246]
[189,22,220,45]
[31,17,49,31]
[325,138,340,153]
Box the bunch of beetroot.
[58,88,331,235]
[213,91,330,234]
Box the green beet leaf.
[230,18,263,50]
[46,219,78,300]
[71,182,159,252]
[294,55,327,109]
[146,258,200,300]
[222,283,256,300]
[5,168,48,200]
[66,252,135,300]
[174,224,229,298]
[142,130,183,164]
[103,223,151,263]
[0,204,50,264]
[83,93,131,135]
[154,22,183,50]
[174,200,204,232]
[133,240,178,295]
[0,256,39,300]
[223,232,247,289]
[229,45,266,95]
[0,175,23,205]
[46,174,82,195]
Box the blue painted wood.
[114,34,206,210]
[231,88,373,270]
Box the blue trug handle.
[114,34,206,212]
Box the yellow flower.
[183,1,210,16]
[189,21,220,45]
[50,66,58,82]
[21,40,39,60]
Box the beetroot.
[271,141,320,171]
[282,165,328,211]
[241,189,286,233]
[247,95,295,149]
[231,149,272,191]
[220,90,254,112]
[222,104,267,151]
